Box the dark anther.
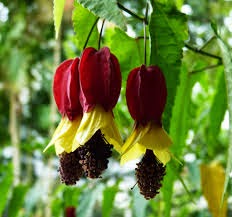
[58,150,84,185]
[135,149,166,199]
[78,130,113,179]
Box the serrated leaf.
[216,36,232,206]
[7,185,29,217]
[102,185,118,217]
[132,187,149,217]
[78,0,127,30]
[72,2,99,50]
[208,68,227,147]
[53,0,65,39]
[0,163,13,215]
[77,184,104,217]
[162,64,196,217]
[149,2,188,131]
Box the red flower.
[79,47,121,112]
[126,64,167,126]
[72,47,122,153]
[44,57,83,154]
[53,57,82,121]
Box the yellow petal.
[139,123,172,165]
[121,122,172,165]
[44,116,81,154]
[72,105,122,152]
[120,143,145,165]
[201,162,227,217]
[54,143,65,155]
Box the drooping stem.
[98,19,105,50]
[143,2,149,65]
[83,17,100,50]
[117,2,147,24]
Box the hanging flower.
[72,47,122,178]
[44,58,84,185]
[121,64,172,199]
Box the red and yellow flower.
[72,47,122,152]
[44,57,82,155]
[121,64,172,165]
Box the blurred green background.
[0,0,232,217]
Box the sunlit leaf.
[216,34,232,206]
[0,163,13,215]
[162,64,196,216]
[78,0,126,30]
[7,185,29,217]
[208,67,227,148]
[201,162,227,217]
[72,2,99,50]
[53,0,65,39]
[102,185,118,217]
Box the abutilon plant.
[71,46,122,178]
[121,64,172,199]
[44,46,123,183]
[44,57,84,185]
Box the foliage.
[0,0,232,217]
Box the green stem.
[98,19,105,50]
[143,2,149,65]
[83,17,100,50]
[117,2,147,24]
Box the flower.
[71,47,122,178]
[72,47,122,152]
[44,57,82,155]
[121,64,172,199]
[44,57,84,185]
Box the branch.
[190,63,222,74]
[184,43,222,62]
[117,2,148,24]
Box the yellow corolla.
[44,116,82,155]
[72,105,122,153]
[120,122,172,165]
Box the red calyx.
[53,57,82,121]
[126,64,167,126]
[79,47,122,112]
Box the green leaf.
[162,64,196,217]
[63,187,82,207]
[72,2,99,50]
[106,28,146,79]
[7,185,29,217]
[0,163,13,215]
[78,0,127,30]
[132,187,149,217]
[216,36,232,206]
[208,67,227,148]
[102,185,118,217]
[149,1,188,131]
[77,184,104,217]
[53,0,65,39]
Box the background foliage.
[0,0,232,217]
